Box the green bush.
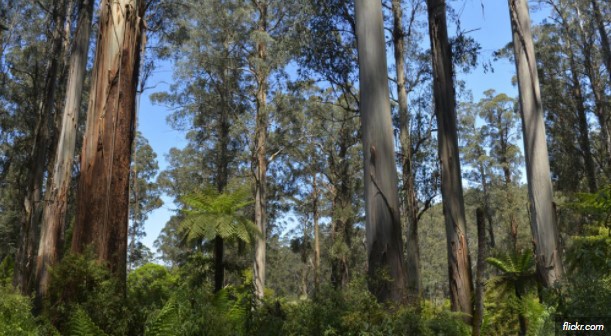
[46,252,128,335]
[127,263,178,335]
[0,284,40,336]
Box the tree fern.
[145,296,181,336]
[66,306,108,336]
[180,185,260,245]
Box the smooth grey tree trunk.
[392,0,421,305]
[508,0,563,287]
[355,0,407,303]
[426,0,473,323]
[252,0,268,300]
[37,0,93,298]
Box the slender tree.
[15,0,67,293]
[36,0,94,297]
[508,0,563,286]
[71,0,146,286]
[473,208,487,336]
[426,0,473,322]
[392,0,421,304]
[251,0,269,300]
[355,0,407,303]
[589,0,611,84]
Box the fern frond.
[67,306,108,336]
[145,297,181,336]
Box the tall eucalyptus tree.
[71,0,146,286]
[508,0,563,287]
[426,0,473,322]
[355,0,407,303]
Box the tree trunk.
[71,0,145,288]
[552,5,599,193]
[478,161,496,248]
[508,0,563,287]
[213,236,224,291]
[392,0,420,305]
[14,0,67,294]
[472,208,486,336]
[355,0,407,303]
[590,0,611,84]
[211,64,231,292]
[252,0,268,300]
[569,50,597,193]
[313,173,320,294]
[426,0,474,323]
[330,125,353,289]
[37,0,93,298]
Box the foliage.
[570,184,611,228]
[0,283,43,335]
[127,263,178,335]
[129,132,163,270]
[180,184,259,245]
[145,296,182,336]
[559,224,611,318]
[281,279,469,336]
[481,248,563,336]
[66,306,108,336]
[46,252,128,336]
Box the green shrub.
[46,251,128,335]
[0,284,40,336]
[127,263,178,335]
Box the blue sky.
[136,0,549,253]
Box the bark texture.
[15,0,67,294]
[392,0,420,305]
[252,0,268,300]
[37,0,94,298]
[330,124,354,289]
[590,0,611,84]
[312,173,320,293]
[355,0,407,303]
[426,0,473,322]
[508,0,563,287]
[472,208,486,336]
[71,0,145,286]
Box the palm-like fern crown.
[487,251,534,278]
[180,185,260,244]
[486,251,536,296]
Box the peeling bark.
[71,0,145,287]
[37,0,93,298]
[426,0,473,322]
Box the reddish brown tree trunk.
[71,0,145,287]
[426,0,473,323]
